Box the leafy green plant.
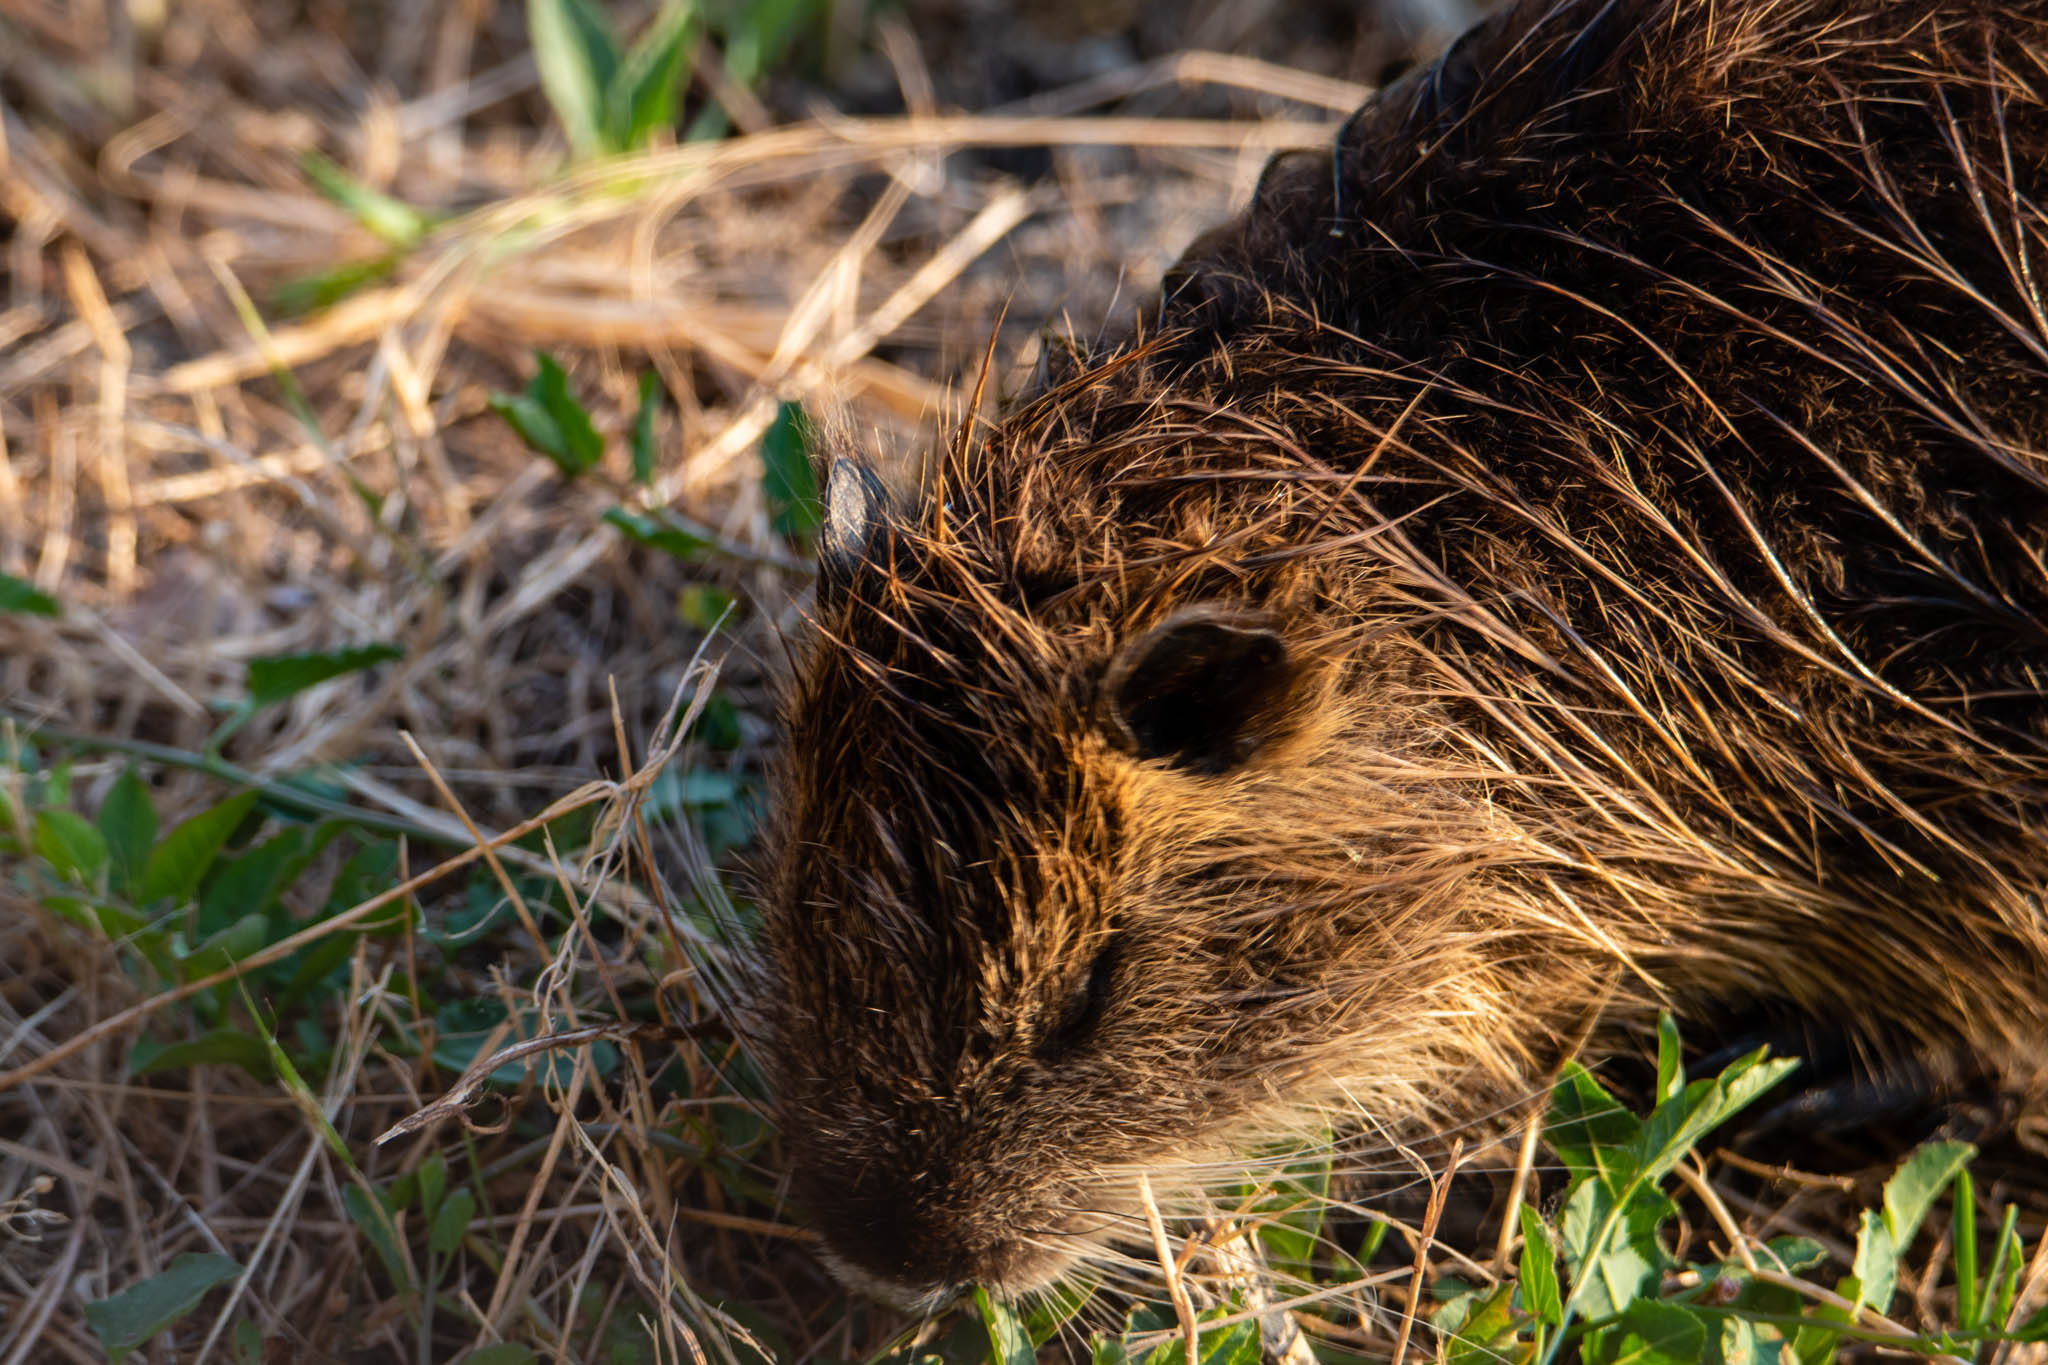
[529,0,699,158]
[1432,1017,2048,1363]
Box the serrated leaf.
[247,642,402,710]
[975,1288,1033,1365]
[605,507,710,561]
[629,371,662,485]
[98,769,157,897]
[0,571,60,617]
[1600,1301,1706,1365]
[129,1027,275,1083]
[490,353,603,477]
[84,1252,242,1364]
[760,401,821,539]
[140,790,258,906]
[35,808,109,886]
[605,1,696,150]
[527,0,622,157]
[429,1186,476,1257]
[1519,1203,1562,1327]
[299,152,433,245]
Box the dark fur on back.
[751,0,2048,1306]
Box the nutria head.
[744,0,2048,1305]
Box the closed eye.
[1036,940,1118,1062]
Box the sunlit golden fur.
[747,0,2048,1304]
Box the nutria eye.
[1039,942,1118,1061]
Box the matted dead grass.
[0,1,1397,1359]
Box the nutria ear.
[818,456,895,589]
[1103,610,1300,775]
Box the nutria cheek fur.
[745,0,2048,1302]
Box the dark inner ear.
[1104,613,1299,774]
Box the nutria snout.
[747,0,2048,1303]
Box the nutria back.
[748,0,2048,1307]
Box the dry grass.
[0,1,1403,1359]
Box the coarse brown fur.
[746,0,2048,1307]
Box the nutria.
[745,0,2048,1308]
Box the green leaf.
[605,1,696,151]
[1546,1062,1641,1191]
[234,1318,264,1365]
[273,253,402,315]
[140,791,259,906]
[198,825,329,937]
[1954,1168,1979,1329]
[1519,1203,1563,1328]
[1654,1012,1683,1102]
[975,1288,1034,1365]
[528,0,622,157]
[1849,1210,1895,1312]
[343,1183,414,1292]
[1022,1276,1092,1346]
[416,1153,448,1220]
[1434,1281,1526,1365]
[35,808,109,887]
[605,507,710,561]
[1600,1301,1706,1365]
[1559,1177,1676,1320]
[98,769,158,897]
[177,912,270,981]
[129,1027,275,1083]
[676,584,735,631]
[247,642,403,710]
[84,1252,242,1364]
[0,571,60,617]
[629,371,663,484]
[429,1186,476,1257]
[1881,1140,1974,1252]
[299,152,434,245]
[1988,1204,2023,1329]
[760,401,821,540]
[490,353,604,477]
[1757,1236,1826,1273]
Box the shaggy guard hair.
[748,0,2048,1305]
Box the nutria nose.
[799,1172,1078,1304]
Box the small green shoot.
[0,571,60,617]
[529,0,698,158]
[760,400,821,540]
[490,352,606,478]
